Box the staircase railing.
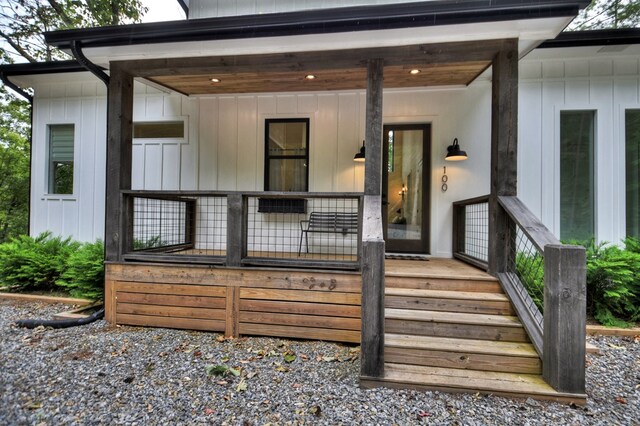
[452,195,489,270]
[453,194,587,395]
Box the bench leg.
[298,231,304,256]
[305,232,309,253]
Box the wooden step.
[361,363,586,405]
[385,288,514,315]
[385,333,541,374]
[385,308,529,342]
[385,275,502,293]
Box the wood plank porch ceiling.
[120,40,507,95]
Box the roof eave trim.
[45,0,589,50]
[539,28,640,48]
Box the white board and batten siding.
[518,50,640,245]
[188,0,437,19]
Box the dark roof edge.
[539,28,640,48]
[0,60,88,76]
[45,0,590,50]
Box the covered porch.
[44,1,589,402]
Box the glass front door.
[382,124,431,253]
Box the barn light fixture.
[353,140,365,162]
[445,138,468,161]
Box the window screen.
[48,124,74,194]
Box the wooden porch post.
[361,58,385,379]
[105,63,134,262]
[543,245,587,394]
[488,39,518,275]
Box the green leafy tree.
[0,1,147,242]
[569,0,640,30]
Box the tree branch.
[0,31,37,63]
[47,0,75,27]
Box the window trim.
[46,123,75,196]
[263,117,310,192]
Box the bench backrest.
[308,212,358,233]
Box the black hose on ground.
[14,308,105,329]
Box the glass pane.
[133,121,184,138]
[269,159,307,192]
[387,129,423,241]
[626,109,640,239]
[560,111,595,242]
[49,124,74,194]
[267,121,307,156]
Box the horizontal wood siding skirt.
[239,311,361,331]
[116,303,226,321]
[116,313,226,332]
[117,292,226,309]
[239,299,361,318]
[240,323,360,343]
[116,282,227,297]
[240,288,361,305]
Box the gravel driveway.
[0,300,638,425]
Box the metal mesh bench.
[298,212,359,255]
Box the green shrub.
[0,232,80,292]
[584,241,640,327]
[56,240,104,300]
[515,252,544,313]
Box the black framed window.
[264,118,309,192]
[626,109,640,239]
[48,124,74,194]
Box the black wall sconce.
[353,140,365,162]
[445,138,468,161]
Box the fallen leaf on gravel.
[292,383,302,389]
[246,371,258,379]
[299,354,309,361]
[417,410,430,418]
[204,408,215,415]
[309,405,322,417]
[216,335,226,342]
[206,364,229,376]
[283,351,296,363]
[216,380,228,385]
[608,343,625,350]
[236,379,247,392]
[321,356,336,362]
[615,397,627,404]
[275,364,289,373]
[228,367,241,377]
[24,401,42,410]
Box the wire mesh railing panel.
[132,197,191,250]
[246,196,360,264]
[181,196,227,257]
[507,222,544,328]
[463,202,489,262]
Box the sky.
[140,0,187,23]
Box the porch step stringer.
[363,268,587,405]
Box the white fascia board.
[525,44,640,60]
[8,71,98,88]
[75,16,572,67]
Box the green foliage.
[569,0,640,30]
[584,240,640,327]
[133,235,164,250]
[515,238,640,327]
[56,240,104,300]
[514,252,544,313]
[0,232,80,292]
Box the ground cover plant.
[516,237,640,327]
[0,232,103,300]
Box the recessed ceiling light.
[305,74,316,80]
[410,69,421,75]
[210,78,221,83]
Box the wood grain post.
[225,286,240,338]
[105,63,134,262]
[104,264,117,324]
[364,59,384,196]
[543,245,587,394]
[226,193,247,267]
[488,39,518,275]
[360,195,385,378]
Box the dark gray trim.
[0,60,87,77]
[0,71,32,102]
[540,28,640,48]
[45,1,589,50]
[176,0,189,17]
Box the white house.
[3,0,627,402]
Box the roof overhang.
[527,28,640,60]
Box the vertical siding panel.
[198,98,219,190]
[256,96,277,189]
[50,100,65,122]
[541,81,565,235]
[93,98,107,241]
[163,95,182,117]
[313,94,338,191]
[298,94,318,113]
[77,99,97,241]
[47,200,62,236]
[144,144,163,190]
[336,93,359,192]
[276,95,297,114]
[145,96,163,117]
[62,199,78,239]
[181,98,199,190]
[31,99,49,236]
[236,96,258,191]
[162,144,181,190]
[132,144,145,189]
[518,82,543,218]
[591,80,616,243]
[565,80,590,105]
[218,97,238,190]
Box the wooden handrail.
[498,196,560,253]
